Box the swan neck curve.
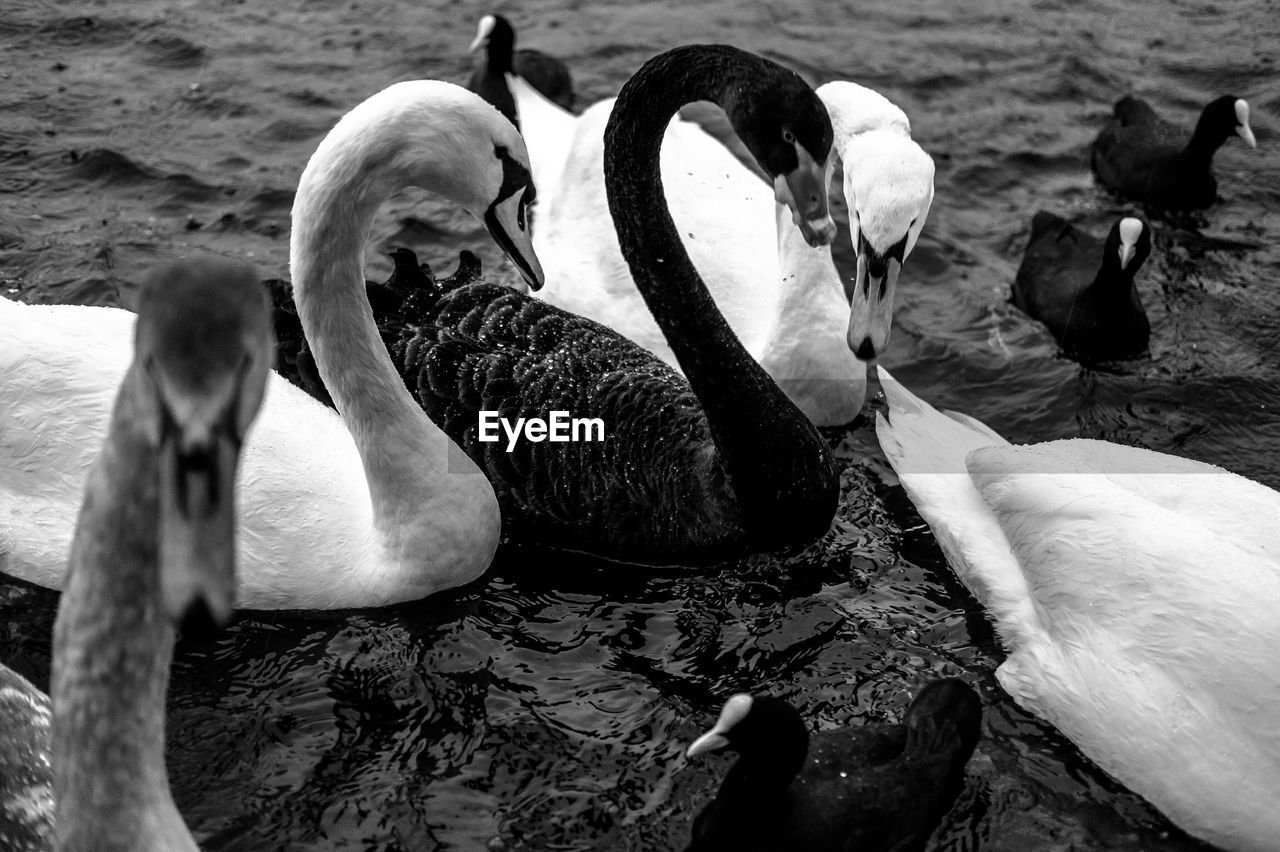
[289,117,487,547]
[602,45,837,527]
[51,367,192,850]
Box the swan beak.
[1237,122,1257,149]
[484,194,545,291]
[773,146,836,248]
[686,730,730,759]
[158,421,241,636]
[847,247,901,361]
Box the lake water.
[1,0,1277,849]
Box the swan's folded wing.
[403,284,734,557]
[1014,438,1280,564]
[968,443,1280,701]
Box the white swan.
[496,75,933,425]
[0,81,544,609]
[0,257,272,850]
[873,365,1280,852]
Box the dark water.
[2,0,1278,849]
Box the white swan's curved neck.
[51,368,194,850]
[288,122,487,543]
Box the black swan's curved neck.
[603,45,837,533]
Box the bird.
[823,82,935,365]
[1011,212,1152,363]
[486,65,933,424]
[467,12,574,130]
[874,365,1280,852]
[386,44,843,566]
[1091,94,1257,210]
[684,679,982,852]
[0,79,547,609]
[0,256,272,850]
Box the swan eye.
[518,185,536,232]
[782,128,796,144]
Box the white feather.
[874,365,1280,852]
[0,81,509,610]
[513,78,933,426]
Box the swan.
[389,44,841,565]
[0,257,272,850]
[874,365,1280,852]
[684,679,981,852]
[467,12,574,130]
[1091,94,1257,210]
[495,73,933,424]
[0,80,544,609]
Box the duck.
[684,679,982,852]
[501,72,933,425]
[874,365,1280,852]
[467,12,574,130]
[1010,212,1152,363]
[384,44,842,565]
[1091,94,1257,210]
[0,80,546,609]
[0,256,272,850]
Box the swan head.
[1109,215,1152,274]
[480,143,545,290]
[723,70,837,247]
[842,132,935,361]
[132,257,273,633]
[294,81,545,290]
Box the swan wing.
[1009,438,1280,563]
[969,441,1280,850]
[1,301,132,586]
[533,96,779,365]
[0,301,409,609]
[877,366,1280,849]
[507,72,577,217]
[401,282,740,562]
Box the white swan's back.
[0,297,389,608]
[819,81,912,138]
[1,81,529,609]
[507,72,578,217]
[534,96,779,361]
[875,365,1280,851]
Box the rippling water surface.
[2,0,1278,849]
